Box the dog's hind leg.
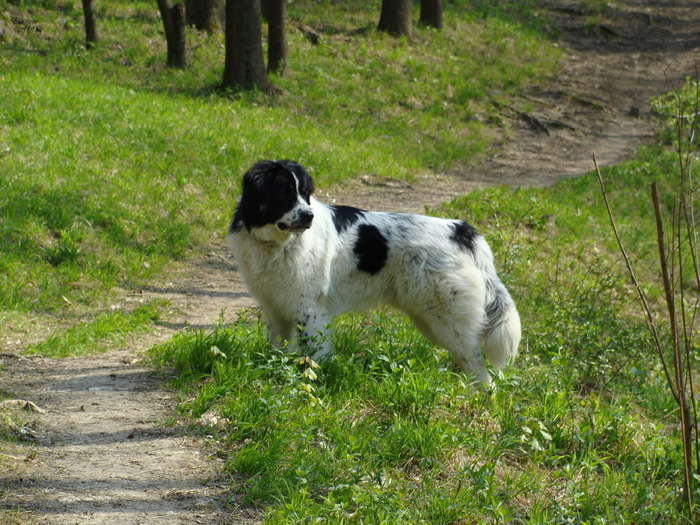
[405,266,492,388]
[411,313,491,389]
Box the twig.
[651,182,695,514]
[593,154,678,403]
[0,400,46,413]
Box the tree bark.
[419,0,442,30]
[221,0,272,92]
[377,0,412,37]
[157,0,187,68]
[170,3,186,68]
[185,0,225,33]
[267,0,287,75]
[81,0,98,50]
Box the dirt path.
[1,352,238,524]
[2,1,700,523]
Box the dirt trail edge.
[2,1,700,524]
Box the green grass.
[3,0,698,522]
[27,299,165,357]
[150,301,683,522]
[0,0,559,352]
[150,86,700,520]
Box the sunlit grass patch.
[28,299,166,357]
[150,285,684,522]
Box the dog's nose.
[298,209,314,228]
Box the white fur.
[228,166,521,388]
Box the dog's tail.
[483,281,521,370]
[475,239,521,371]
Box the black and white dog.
[227,160,521,387]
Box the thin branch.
[652,182,694,514]
[675,76,700,476]
[594,154,679,402]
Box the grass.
[150,284,683,523]
[0,0,558,351]
[3,0,698,522]
[150,101,699,521]
[0,386,38,522]
[27,299,165,357]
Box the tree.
[221,0,271,92]
[156,0,186,68]
[81,0,98,49]
[377,0,412,37]
[267,0,287,75]
[419,0,442,30]
[185,0,225,33]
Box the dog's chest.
[234,235,326,289]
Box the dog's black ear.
[278,160,315,200]
[234,161,277,231]
[242,160,276,195]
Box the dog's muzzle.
[278,209,314,232]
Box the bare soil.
[2,1,700,523]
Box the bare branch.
[594,154,678,402]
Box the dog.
[227,160,521,387]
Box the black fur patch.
[354,224,388,275]
[330,205,365,233]
[451,221,477,253]
[229,215,244,233]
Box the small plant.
[597,78,700,518]
[43,229,80,267]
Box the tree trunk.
[221,0,272,92]
[81,0,98,49]
[267,0,286,75]
[170,3,186,68]
[157,0,187,68]
[377,0,412,37]
[185,0,225,33]
[419,0,442,30]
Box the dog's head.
[232,160,315,236]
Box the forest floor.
[2,1,700,523]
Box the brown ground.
[2,1,700,523]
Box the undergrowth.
[151,130,697,522]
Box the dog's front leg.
[261,307,295,351]
[295,309,332,360]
